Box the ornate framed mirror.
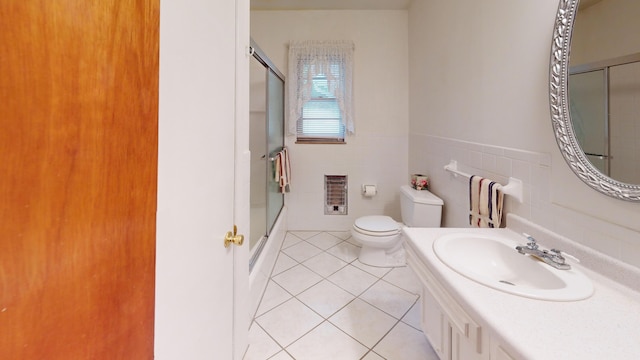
[550,0,640,201]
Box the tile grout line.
[258,235,374,356]
[251,231,426,360]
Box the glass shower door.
[249,55,267,251]
[266,69,284,236]
[249,40,285,270]
[569,70,609,175]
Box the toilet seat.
[353,215,400,237]
[351,215,405,267]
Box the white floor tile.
[297,279,355,318]
[268,350,294,360]
[249,231,433,360]
[351,259,393,278]
[256,298,323,347]
[382,266,422,295]
[288,231,320,240]
[302,252,348,278]
[286,322,368,360]
[255,280,292,317]
[345,236,361,247]
[272,253,298,276]
[401,301,422,331]
[327,264,378,296]
[327,231,351,240]
[360,280,418,319]
[282,241,323,263]
[361,351,385,360]
[373,322,439,360]
[243,322,282,360]
[272,264,322,295]
[326,241,361,263]
[329,298,397,348]
[281,233,303,249]
[305,232,344,250]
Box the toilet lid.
[354,216,400,234]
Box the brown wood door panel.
[0,1,158,358]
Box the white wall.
[408,0,640,269]
[251,10,410,231]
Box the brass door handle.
[224,225,244,248]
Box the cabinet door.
[490,339,517,360]
[422,287,447,359]
[451,323,485,360]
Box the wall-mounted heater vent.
[325,175,348,215]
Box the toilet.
[351,185,443,267]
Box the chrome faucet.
[515,233,574,270]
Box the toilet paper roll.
[363,185,377,197]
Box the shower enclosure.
[569,52,640,183]
[249,39,285,271]
[569,69,609,175]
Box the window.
[288,41,354,143]
[299,69,345,141]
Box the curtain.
[287,40,355,136]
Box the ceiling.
[251,0,412,11]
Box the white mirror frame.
[550,0,640,201]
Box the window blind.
[287,40,354,139]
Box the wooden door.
[0,1,159,359]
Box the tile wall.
[409,133,640,269]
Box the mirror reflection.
[568,0,640,184]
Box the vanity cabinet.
[489,340,516,360]
[403,226,640,359]
[408,248,516,360]
[411,255,487,360]
[408,257,515,360]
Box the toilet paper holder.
[361,184,377,197]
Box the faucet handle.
[550,249,580,264]
[549,249,565,264]
[522,233,538,250]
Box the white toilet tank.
[400,185,443,227]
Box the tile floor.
[244,231,439,360]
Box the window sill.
[295,139,346,145]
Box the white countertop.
[403,226,640,360]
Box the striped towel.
[469,175,504,228]
[274,147,291,193]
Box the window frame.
[288,40,354,143]
[295,65,346,144]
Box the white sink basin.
[433,233,594,301]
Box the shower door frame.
[569,51,640,178]
[249,39,285,271]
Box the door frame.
[233,0,251,358]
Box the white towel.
[469,175,504,228]
[274,152,281,183]
[275,147,291,193]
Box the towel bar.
[269,147,287,162]
[444,160,523,203]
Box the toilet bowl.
[351,185,443,267]
[351,215,404,267]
